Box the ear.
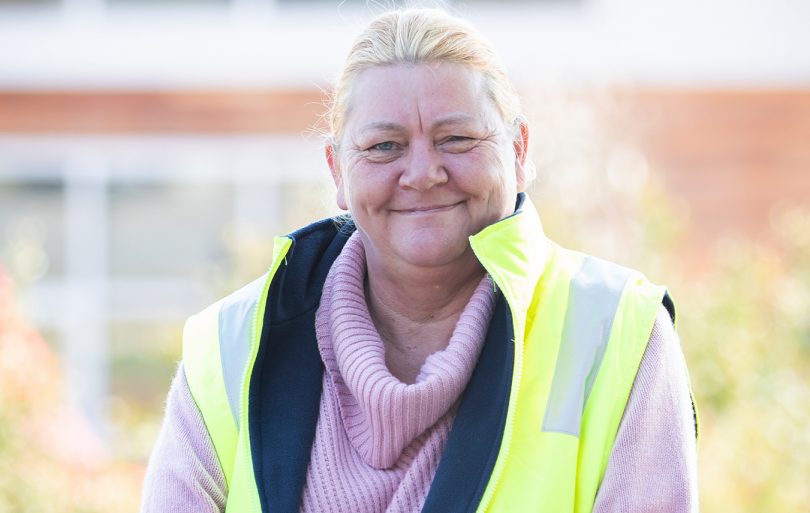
[512,118,530,192]
[326,142,348,210]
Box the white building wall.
[0,0,808,89]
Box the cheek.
[343,162,395,212]
[447,151,514,196]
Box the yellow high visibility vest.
[182,198,677,512]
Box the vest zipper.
[476,310,523,513]
[238,239,292,512]
[470,262,525,513]
[246,303,261,512]
[240,264,279,513]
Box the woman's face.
[328,62,528,271]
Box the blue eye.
[371,141,396,151]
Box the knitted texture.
[592,306,699,512]
[140,363,227,513]
[301,232,496,513]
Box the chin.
[393,236,471,269]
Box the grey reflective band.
[542,256,632,436]
[218,274,267,429]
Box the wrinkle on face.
[344,115,504,166]
[328,62,522,271]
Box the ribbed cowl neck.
[315,232,496,469]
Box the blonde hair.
[327,8,524,143]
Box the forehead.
[344,62,499,133]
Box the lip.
[393,201,463,215]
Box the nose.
[398,140,448,191]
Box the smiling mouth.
[395,202,463,215]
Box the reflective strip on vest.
[182,302,239,488]
[183,273,268,489]
[542,256,632,436]
[218,274,267,430]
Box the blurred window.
[105,0,227,5]
[108,180,233,278]
[0,178,64,282]
[461,0,580,2]
[275,0,580,4]
[276,0,366,3]
[0,0,57,4]
[106,0,229,5]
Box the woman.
[141,8,698,513]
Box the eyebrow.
[432,113,479,129]
[357,114,480,137]
[357,122,405,136]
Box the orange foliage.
[0,268,144,512]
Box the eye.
[362,140,403,163]
[440,135,478,152]
[369,141,397,151]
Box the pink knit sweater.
[141,243,698,512]
[301,233,496,512]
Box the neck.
[362,242,486,383]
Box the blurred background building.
[0,0,809,511]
